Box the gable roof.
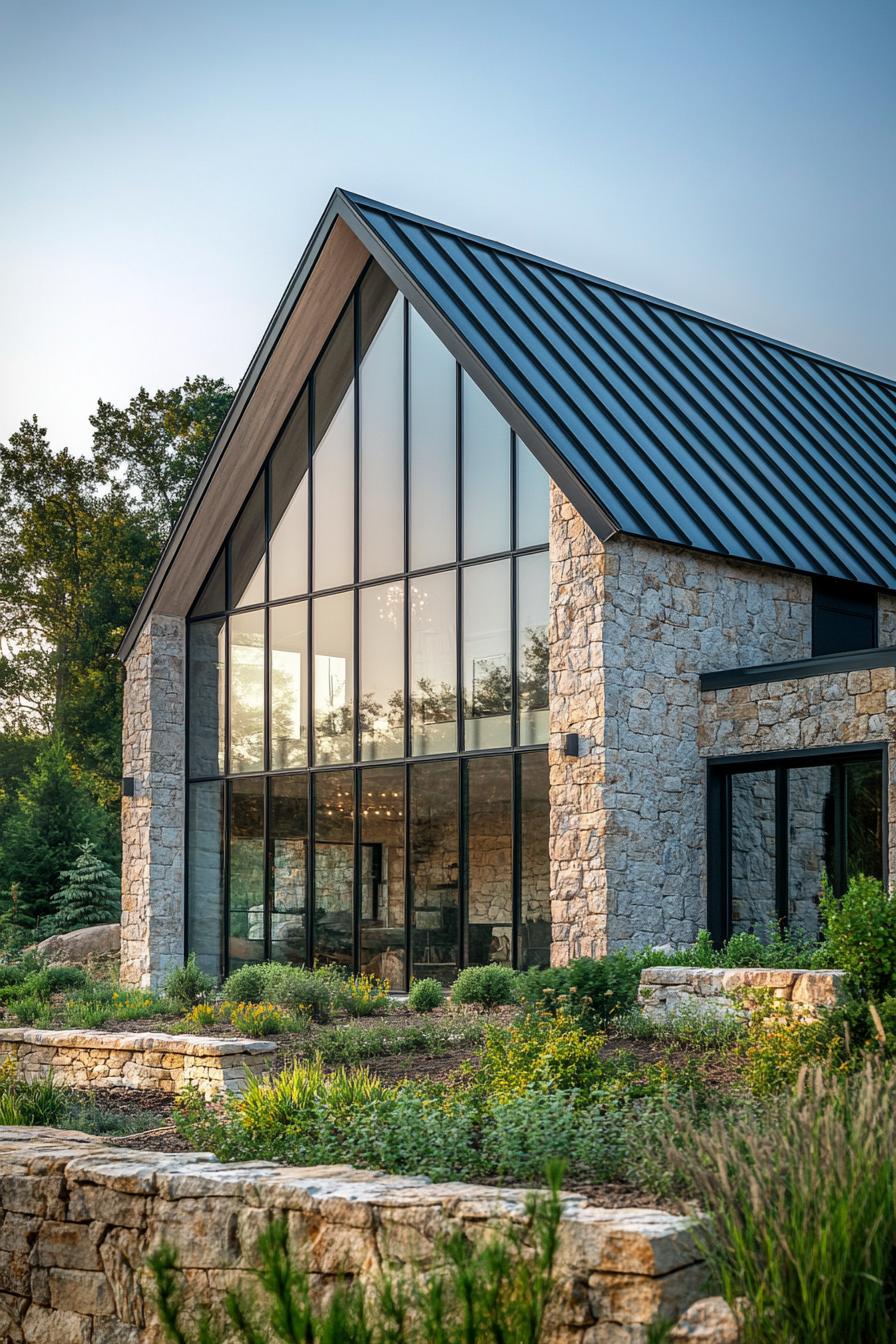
[120,188,896,659]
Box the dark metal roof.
[340,190,896,589]
[120,188,896,658]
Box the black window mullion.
[458,757,467,969]
[223,778,232,977]
[512,752,522,969]
[352,768,361,975]
[403,759,411,990]
[307,771,316,968]
[263,776,272,961]
[455,362,464,752]
[774,766,789,929]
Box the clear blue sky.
[1,0,894,453]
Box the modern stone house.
[118,190,896,989]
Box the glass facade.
[187,262,551,985]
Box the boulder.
[36,923,120,967]
[670,1296,740,1342]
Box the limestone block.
[48,1267,116,1316]
[791,970,846,1005]
[669,1295,740,1342]
[22,1302,93,1344]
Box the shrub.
[165,953,215,1010]
[221,963,333,1023]
[408,977,445,1013]
[10,995,49,1026]
[668,1064,896,1344]
[476,1010,609,1101]
[310,1020,482,1066]
[337,973,391,1017]
[43,965,88,993]
[182,1002,217,1029]
[227,1001,297,1037]
[263,964,333,1023]
[0,1060,69,1126]
[221,963,268,1004]
[520,951,650,1028]
[818,874,896,1001]
[451,964,519,1008]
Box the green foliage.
[818,875,896,1001]
[47,838,120,934]
[335,973,392,1017]
[614,1003,744,1051]
[0,737,114,928]
[0,1060,69,1125]
[222,963,334,1023]
[149,1179,561,1343]
[668,1064,896,1343]
[164,953,215,1011]
[451,964,519,1008]
[651,926,820,971]
[521,951,650,1028]
[408,977,444,1013]
[310,1020,483,1066]
[226,1002,300,1036]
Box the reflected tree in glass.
[229,610,265,773]
[270,601,307,769]
[463,560,511,749]
[409,569,457,755]
[360,582,404,761]
[517,551,549,745]
[313,591,354,764]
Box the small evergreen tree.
[0,736,113,929]
[47,839,120,935]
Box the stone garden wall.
[638,966,846,1024]
[0,1127,706,1343]
[0,1030,274,1099]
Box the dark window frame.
[706,742,889,946]
[811,577,878,657]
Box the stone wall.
[0,1128,705,1343]
[638,965,846,1023]
[0,1029,274,1099]
[121,615,187,990]
[548,487,814,962]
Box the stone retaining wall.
[0,1127,706,1343]
[0,1030,275,1098]
[638,966,846,1023]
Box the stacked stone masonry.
[638,966,846,1024]
[0,1128,707,1343]
[121,614,187,990]
[0,1030,275,1099]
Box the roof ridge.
[338,188,896,391]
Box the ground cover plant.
[150,1178,562,1344]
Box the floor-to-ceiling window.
[186,262,552,987]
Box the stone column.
[120,614,186,989]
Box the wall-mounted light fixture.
[121,777,135,798]
[563,733,579,758]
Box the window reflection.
[411,759,458,985]
[519,752,550,968]
[360,765,406,987]
[271,775,308,964]
[463,560,511,749]
[314,770,354,967]
[270,601,307,770]
[462,373,510,558]
[229,610,264,773]
[466,755,512,966]
[189,618,225,777]
[410,569,457,755]
[313,307,354,591]
[269,389,309,600]
[360,582,404,761]
[313,591,353,764]
[230,477,265,609]
[409,308,456,569]
[192,549,226,618]
[229,778,265,967]
[516,440,550,548]
[188,781,224,978]
[360,274,404,581]
[517,551,549,745]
